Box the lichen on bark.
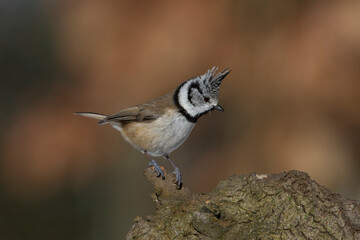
[127,169,360,240]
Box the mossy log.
[127,168,360,239]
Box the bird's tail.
[73,112,108,125]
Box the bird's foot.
[173,167,182,190]
[149,160,165,180]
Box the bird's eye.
[204,97,210,102]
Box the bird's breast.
[120,109,195,157]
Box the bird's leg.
[164,155,182,189]
[145,151,165,179]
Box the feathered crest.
[201,67,231,95]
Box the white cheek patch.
[178,81,210,117]
[178,81,197,117]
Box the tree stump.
[127,168,360,239]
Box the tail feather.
[73,112,108,125]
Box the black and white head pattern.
[174,67,230,123]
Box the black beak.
[214,105,224,112]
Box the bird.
[74,67,230,189]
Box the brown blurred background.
[1,0,360,239]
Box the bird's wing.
[97,106,159,125]
[97,92,176,125]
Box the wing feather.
[78,92,176,125]
[97,106,160,125]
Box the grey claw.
[173,167,182,189]
[149,160,165,179]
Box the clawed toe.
[149,160,165,179]
[173,167,182,189]
[147,154,183,189]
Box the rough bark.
[127,168,360,240]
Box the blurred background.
[1,0,360,239]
